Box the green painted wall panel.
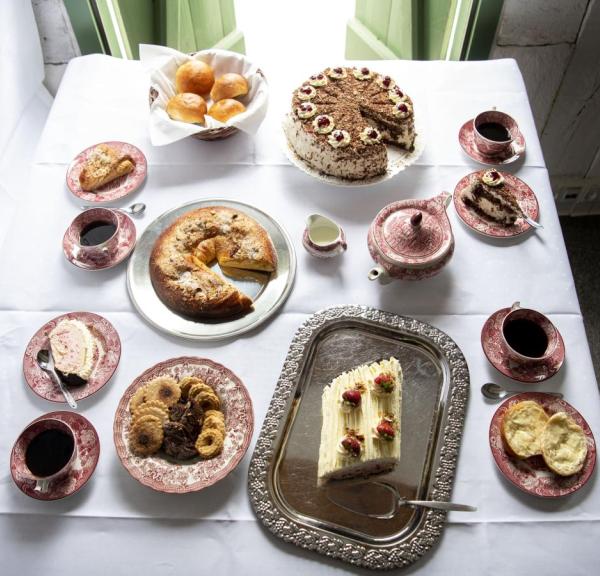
[364,0,391,41]
[219,0,237,35]
[346,17,400,60]
[63,0,105,54]
[190,0,224,49]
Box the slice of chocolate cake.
[462,170,523,225]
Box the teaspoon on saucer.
[36,349,78,409]
[81,202,146,217]
[481,382,562,401]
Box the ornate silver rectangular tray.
[248,306,469,570]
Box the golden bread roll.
[208,99,246,123]
[501,400,549,458]
[166,93,207,124]
[541,412,588,476]
[175,60,214,95]
[210,73,249,102]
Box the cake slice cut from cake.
[462,170,523,226]
[317,357,402,485]
[48,319,97,383]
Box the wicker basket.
[148,68,265,142]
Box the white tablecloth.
[1,55,598,575]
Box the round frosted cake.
[283,66,416,180]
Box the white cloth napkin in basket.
[140,44,269,146]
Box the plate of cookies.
[489,392,596,497]
[113,356,253,493]
[141,44,269,145]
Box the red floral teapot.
[367,191,454,284]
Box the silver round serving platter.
[127,199,296,341]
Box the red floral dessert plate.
[481,308,565,383]
[66,141,147,203]
[11,411,100,500]
[489,392,596,497]
[113,356,254,493]
[458,120,525,165]
[63,210,136,271]
[23,311,121,402]
[454,170,539,238]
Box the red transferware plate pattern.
[23,311,121,402]
[458,120,525,165]
[66,141,147,203]
[481,307,564,383]
[454,170,539,238]
[489,392,596,498]
[113,356,254,493]
[10,411,101,501]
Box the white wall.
[490,0,600,214]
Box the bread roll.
[541,412,587,476]
[166,93,207,125]
[175,60,214,95]
[501,400,549,458]
[210,73,249,102]
[208,99,246,123]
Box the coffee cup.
[12,418,77,493]
[67,207,120,264]
[473,110,518,157]
[501,302,560,365]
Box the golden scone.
[208,99,246,123]
[175,60,214,95]
[166,93,207,124]
[541,412,588,476]
[210,73,249,102]
[501,400,549,458]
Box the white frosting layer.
[317,357,402,483]
[284,114,387,180]
[49,319,96,380]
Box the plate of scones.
[489,392,596,497]
[113,356,253,493]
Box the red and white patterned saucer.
[113,356,254,493]
[23,311,121,403]
[10,411,101,501]
[481,308,565,383]
[453,170,539,238]
[66,141,147,203]
[489,392,596,498]
[63,210,136,271]
[458,120,525,165]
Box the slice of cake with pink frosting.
[48,319,97,383]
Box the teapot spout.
[436,191,452,209]
[368,265,392,284]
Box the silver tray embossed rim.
[127,199,296,341]
[248,305,469,570]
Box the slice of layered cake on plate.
[317,357,402,485]
[48,319,98,384]
[461,170,523,225]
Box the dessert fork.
[36,349,78,409]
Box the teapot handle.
[438,191,452,209]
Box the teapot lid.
[372,195,453,268]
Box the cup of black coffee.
[473,110,518,157]
[67,207,120,263]
[13,418,77,493]
[501,302,559,365]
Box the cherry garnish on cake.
[341,389,361,408]
[341,435,361,457]
[376,418,395,441]
[389,85,407,103]
[482,169,504,186]
[309,73,327,87]
[353,67,372,80]
[374,373,395,393]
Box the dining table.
[1,52,599,575]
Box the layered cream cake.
[48,319,97,383]
[284,67,416,180]
[462,170,523,225]
[317,357,402,484]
